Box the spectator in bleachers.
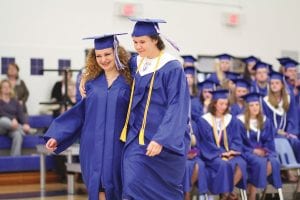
[6,63,29,114]
[0,79,30,156]
[50,69,76,117]
[197,89,247,200]
[237,92,282,200]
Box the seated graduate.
[184,66,198,98]
[181,55,197,68]
[192,79,218,119]
[262,72,300,161]
[237,92,282,200]
[230,79,250,116]
[209,54,234,87]
[44,33,132,200]
[196,89,247,200]
[242,55,260,87]
[251,61,271,96]
[183,117,208,200]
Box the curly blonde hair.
[83,46,132,85]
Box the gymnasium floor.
[0,183,87,200]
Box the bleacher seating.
[0,115,54,173]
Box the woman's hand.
[11,118,19,130]
[146,141,162,157]
[253,148,266,157]
[22,123,31,133]
[45,138,58,152]
[79,76,87,98]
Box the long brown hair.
[244,103,264,131]
[149,35,165,50]
[83,46,132,85]
[208,99,229,116]
[267,81,289,112]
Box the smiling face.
[95,47,116,72]
[132,36,158,58]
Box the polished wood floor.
[0,183,88,200]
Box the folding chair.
[263,137,300,200]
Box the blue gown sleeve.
[286,95,299,135]
[43,99,85,154]
[191,97,203,123]
[262,119,277,157]
[152,66,190,155]
[228,118,243,152]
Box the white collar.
[202,113,232,129]
[237,114,266,132]
[136,52,177,76]
[263,95,290,116]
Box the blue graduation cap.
[197,79,218,91]
[129,17,180,51]
[181,55,197,63]
[277,57,291,65]
[241,92,262,103]
[269,71,284,81]
[216,53,233,61]
[243,56,259,64]
[129,17,166,37]
[184,66,196,75]
[83,33,127,70]
[232,79,250,89]
[253,61,271,71]
[83,33,127,50]
[210,89,229,100]
[225,71,240,81]
[277,57,298,69]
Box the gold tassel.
[139,128,145,145]
[120,127,127,142]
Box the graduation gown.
[122,53,190,200]
[191,97,204,123]
[44,74,130,200]
[197,113,247,194]
[183,120,208,194]
[262,95,300,162]
[251,81,268,97]
[230,103,245,117]
[237,115,282,189]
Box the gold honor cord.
[211,115,229,152]
[120,52,163,145]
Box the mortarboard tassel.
[113,36,125,70]
[154,26,180,52]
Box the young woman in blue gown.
[44,33,132,200]
[120,18,190,200]
[237,92,282,200]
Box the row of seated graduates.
[181,54,300,200]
